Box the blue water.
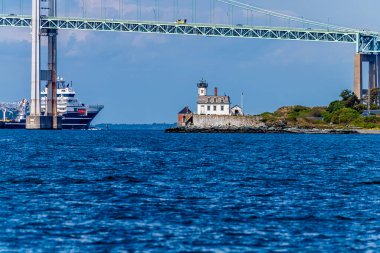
[1,130,380,252]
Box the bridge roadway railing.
[0,15,379,53]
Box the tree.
[329,108,360,124]
[370,88,380,106]
[340,89,354,101]
[338,89,360,109]
[327,100,345,113]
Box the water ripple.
[0,131,380,251]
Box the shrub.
[260,112,275,123]
[327,100,345,113]
[364,116,380,123]
[329,108,360,124]
[309,107,326,117]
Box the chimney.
[214,87,218,96]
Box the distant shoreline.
[95,123,175,130]
[165,126,380,134]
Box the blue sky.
[0,0,379,123]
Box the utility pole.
[368,87,371,115]
[241,92,244,114]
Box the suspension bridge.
[0,0,378,129]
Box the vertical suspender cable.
[210,0,212,24]
[136,0,138,20]
[191,0,194,22]
[154,0,159,21]
[194,0,196,23]
[173,0,175,20]
[82,0,85,17]
[101,0,103,18]
[213,0,215,24]
[231,5,233,24]
[65,0,68,17]
[121,0,124,19]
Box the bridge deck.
[0,15,379,53]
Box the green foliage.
[337,89,360,109]
[292,105,309,113]
[353,104,366,113]
[260,112,275,123]
[370,88,380,105]
[309,107,325,117]
[261,89,380,129]
[327,108,360,124]
[324,89,362,122]
[363,116,380,123]
[340,89,353,101]
[327,100,345,113]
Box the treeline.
[260,89,380,129]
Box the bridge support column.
[27,0,46,129]
[354,53,379,99]
[27,0,61,129]
[354,54,363,98]
[47,0,61,129]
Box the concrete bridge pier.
[46,0,61,129]
[354,53,380,99]
[26,0,61,130]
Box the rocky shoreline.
[165,126,362,134]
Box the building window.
[182,116,186,122]
[214,98,217,102]
[213,106,217,111]
[221,98,224,103]
[208,98,211,102]
[201,90,204,94]
[221,106,224,111]
[207,106,210,111]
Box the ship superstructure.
[0,78,103,129]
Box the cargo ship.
[0,78,103,130]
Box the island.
[166,88,380,134]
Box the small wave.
[243,177,298,183]
[9,178,44,185]
[100,175,143,183]
[112,147,164,155]
[113,147,142,152]
[56,178,88,185]
[0,138,13,142]
[273,215,320,221]
[358,181,380,185]
[334,215,352,221]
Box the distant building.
[177,106,193,126]
[196,79,230,115]
[231,105,244,116]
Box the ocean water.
[1,130,380,252]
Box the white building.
[231,105,244,116]
[196,79,231,115]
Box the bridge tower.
[354,53,380,99]
[46,0,61,129]
[26,0,61,129]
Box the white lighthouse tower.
[197,79,208,96]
